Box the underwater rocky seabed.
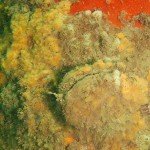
[0,0,150,149]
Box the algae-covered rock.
[59,62,149,149]
[0,0,150,149]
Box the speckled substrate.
[0,0,150,150]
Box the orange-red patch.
[55,0,150,27]
[64,136,75,147]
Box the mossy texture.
[0,0,150,150]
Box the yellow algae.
[118,43,126,52]
[44,10,58,22]
[134,112,146,129]
[78,65,92,73]
[53,15,64,30]
[0,1,72,149]
[2,50,19,71]
[51,54,62,66]
[117,32,125,39]
[46,36,60,52]
[105,62,113,68]
[93,60,106,69]
[64,136,75,147]
[121,74,148,105]
[3,0,70,76]
[20,69,54,88]
[26,116,37,133]
[117,33,135,53]
[57,0,71,14]
[93,60,113,69]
